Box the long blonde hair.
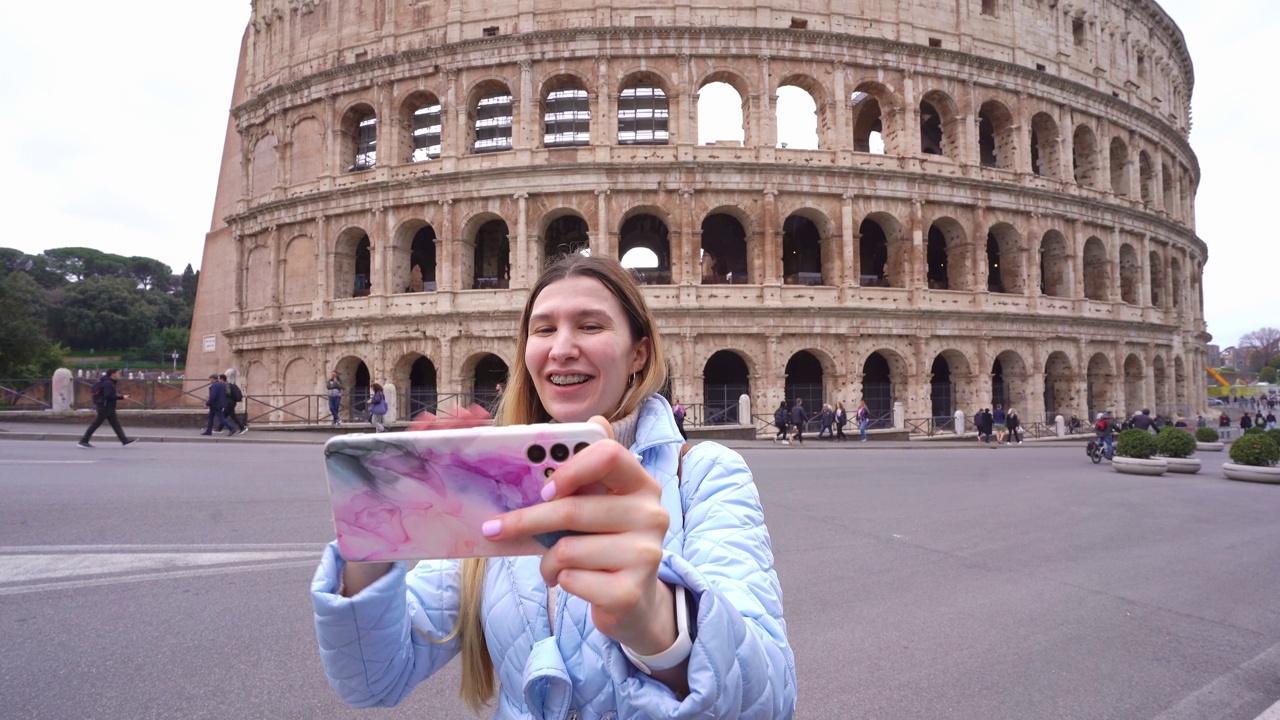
[452,254,667,712]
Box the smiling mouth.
[549,374,591,387]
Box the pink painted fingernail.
[481,519,502,538]
[540,481,557,502]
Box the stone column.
[515,193,530,288]
[762,188,779,284]
[842,195,858,287]
[595,188,611,259]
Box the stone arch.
[393,352,439,417]
[467,78,515,154]
[919,90,959,158]
[926,216,971,291]
[619,211,672,285]
[540,73,591,148]
[1139,151,1156,207]
[282,356,316,399]
[391,219,438,293]
[851,81,900,154]
[288,115,325,182]
[539,210,590,268]
[251,132,278,196]
[399,89,443,162]
[1170,256,1184,308]
[1162,162,1176,216]
[1123,353,1145,415]
[985,222,1024,294]
[776,74,825,150]
[333,226,372,298]
[1044,351,1074,422]
[1082,236,1110,301]
[930,350,972,425]
[1109,136,1130,196]
[700,209,750,284]
[282,235,317,306]
[862,349,909,427]
[781,209,831,285]
[245,245,272,310]
[977,99,1016,169]
[1073,124,1100,188]
[334,354,373,420]
[1174,356,1188,416]
[991,350,1030,414]
[1087,352,1115,421]
[785,350,830,426]
[704,349,752,424]
[860,212,905,288]
[1149,250,1164,307]
[697,69,751,146]
[1118,243,1141,305]
[339,102,378,171]
[1153,354,1170,418]
[243,359,270,399]
[1039,230,1070,297]
[460,352,509,410]
[1030,112,1061,179]
[617,70,671,145]
[469,216,511,289]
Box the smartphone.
[323,422,608,561]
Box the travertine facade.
[189,0,1209,427]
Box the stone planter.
[1221,463,1280,484]
[1195,441,1224,452]
[1111,456,1168,476]
[1162,456,1201,474]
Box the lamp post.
[170,350,179,373]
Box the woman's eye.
[532,326,555,336]
[581,323,603,332]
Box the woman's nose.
[548,330,579,360]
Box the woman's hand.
[481,416,676,654]
[409,403,492,431]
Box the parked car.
[1207,397,1225,406]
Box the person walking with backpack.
[202,374,245,436]
[217,373,249,434]
[856,400,871,442]
[78,369,136,448]
[368,383,388,433]
[773,400,790,444]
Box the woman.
[312,255,795,718]
[856,400,870,442]
[326,371,344,426]
[368,382,388,433]
[835,401,848,442]
[1006,407,1022,445]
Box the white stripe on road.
[1,543,323,553]
[1258,700,1280,720]
[0,559,317,596]
[4,460,95,464]
[0,551,317,583]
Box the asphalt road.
[1,438,1278,719]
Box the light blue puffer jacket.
[311,395,796,719]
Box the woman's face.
[525,276,650,423]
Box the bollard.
[953,410,965,435]
[52,368,73,412]
[738,393,751,426]
[1055,414,1065,437]
[893,402,905,430]
[384,382,399,424]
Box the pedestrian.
[218,373,248,434]
[1133,408,1154,433]
[368,382,388,433]
[1268,411,1277,430]
[856,400,871,442]
[1219,412,1231,428]
[818,403,834,439]
[1241,412,1253,431]
[1006,407,1022,444]
[202,373,245,436]
[791,398,808,445]
[327,371,344,426]
[1257,411,1267,430]
[773,400,790,444]
[992,404,1007,444]
[77,369,136,448]
[835,401,848,441]
[672,398,687,440]
[311,254,796,717]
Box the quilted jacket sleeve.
[311,541,463,708]
[613,443,797,719]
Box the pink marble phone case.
[324,423,607,561]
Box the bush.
[1269,428,1280,448]
[1116,428,1158,459]
[1195,427,1220,443]
[1228,433,1280,467]
[1156,427,1196,458]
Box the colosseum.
[187,0,1209,432]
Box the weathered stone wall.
[189,0,1209,425]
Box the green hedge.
[1116,428,1158,459]
[1228,433,1280,467]
[1156,427,1196,458]
[1194,427,1220,443]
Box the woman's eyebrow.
[529,309,611,324]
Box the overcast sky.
[0,1,1269,348]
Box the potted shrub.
[1223,432,1280,483]
[1156,427,1200,474]
[1112,428,1167,476]
[1194,427,1223,452]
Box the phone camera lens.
[573,442,590,455]
[550,443,570,462]
[526,444,547,463]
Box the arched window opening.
[1109,137,1130,196]
[335,357,372,423]
[1044,352,1073,423]
[411,99,442,162]
[342,107,378,171]
[473,220,510,289]
[926,226,949,290]
[1082,237,1109,301]
[353,236,372,296]
[1162,163,1176,215]
[1139,152,1155,207]
[704,351,750,425]
[785,352,825,429]
[1073,125,1099,188]
[407,226,437,292]
[920,99,945,155]
[1123,355,1144,416]
[544,85,590,147]
[775,85,818,150]
[859,218,892,287]
[619,214,671,285]
[1119,244,1140,305]
[1040,231,1070,297]
[931,356,954,425]
[852,91,885,154]
[782,215,823,285]
[978,101,1014,169]
[1153,356,1169,417]
[1086,353,1112,422]
[862,352,895,428]
[698,82,745,146]
[1170,258,1184,308]
[408,356,438,416]
[474,90,514,154]
[544,215,590,262]
[1149,251,1164,307]
[618,83,669,145]
[473,355,508,412]
[986,225,1023,295]
[700,213,749,284]
[1030,113,1061,178]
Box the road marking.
[1154,638,1280,720]
[1257,699,1280,719]
[4,460,95,464]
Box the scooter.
[1086,435,1115,463]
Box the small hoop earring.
[628,372,637,388]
